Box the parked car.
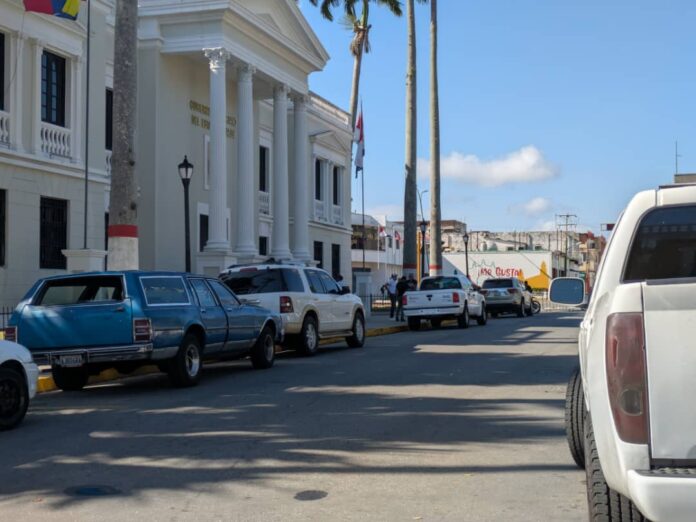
[479,277,532,317]
[556,183,696,522]
[6,271,283,391]
[219,262,365,355]
[402,274,487,331]
[0,339,39,430]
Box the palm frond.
[374,0,403,16]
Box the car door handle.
[200,308,207,314]
[114,306,125,312]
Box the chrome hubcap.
[306,323,317,351]
[185,345,200,377]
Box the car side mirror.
[340,286,351,295]
[549,277,586,306]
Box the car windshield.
[419,277,461,290]
[482,279,514,289]
[222,268,304,295]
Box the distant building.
[351,213,403,294]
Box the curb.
[36,324,408,394]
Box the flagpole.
[361,165,365,270]
[82,0,91,249]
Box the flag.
[24,0,81,19]
[354,104,364,175]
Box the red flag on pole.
[354,104,364,174]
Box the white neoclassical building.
[0,0,353,306]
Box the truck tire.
[476,305,488,326]
[457,305,470,329]
[585,416,648,522]
[167,333,203,387]
[565,367,585,469]
[346,311,366,348]
[251,326,275,369]
[431,318,442,329]
[52,366,89,392]
[299,315,319,356]
[0,368,29,430]
[408,317,421,331]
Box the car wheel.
[299,315,319,356]
[346,311,366,348]
[565,367,585,469]
[584,416,649,522]
[457,305,470,329]
[52,366,89,392]
[431,318,442,329]
[531,299,541,314]
[251,326,275,369]
[407,317,421,331]
[517,299,526,317]
[167,333,203,387]
[0,368,30,430]
[476,305,487,326]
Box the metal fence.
[0,306,13,336]
[356,294,394,314]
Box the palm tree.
[428,0,441,276]
[309,0,402,129]
[107,0,139,269]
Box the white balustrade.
[314,199,326,222]
[332,205,343,225]
[40,122,71,158]
[258,190,270,215]
[105,150,112,176]
[0,110,10,145]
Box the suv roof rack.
[224,257,308,270]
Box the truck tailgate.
[406,291,456,308]
[643,282,696,460]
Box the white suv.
[554,184,696,522]
[220,263,366,355]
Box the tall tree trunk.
[402,0,418,277]
[108,0,139,270]
[428,0,441,276]
[349,47,363,130]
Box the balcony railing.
[258,190,270,215]
[314,199,327,222]
[332,204,343,225]
[105,150,112,176]
[0,110,9,145]
[40,122,71,158]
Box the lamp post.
[419,221,427,279]
[178,155,194,272]
[463,231,470,277]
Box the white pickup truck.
[554,183,696,522]
[402,275,487,331]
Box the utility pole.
[556,214,578,276]
[675,140,681,176]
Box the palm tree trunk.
[108,0,139,270]
[402,0,418,278]
[349,47,363,129]
[428,0,441,276]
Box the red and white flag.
[354,104,364,174]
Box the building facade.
[351,213,404,294]
[0,0,353,306]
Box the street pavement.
[0,312,587,521]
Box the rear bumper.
[403,306,462,318]
[32,344,154,366]
[487,301,520,311]
[627,469,696,522]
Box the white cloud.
[364,204,404,221]
[418,146,559,187]
[512,196,553,217]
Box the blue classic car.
[6,271,283,391]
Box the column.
[10,33,24,152]
[234,63,257,257]
[271,84,291,260]
[72,56,83,162]
[203,48,231,251]
[31,39,44,154]
[292,94,310,260]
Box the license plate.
[59,354,84,367]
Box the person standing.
[386,274,398,318]
[407,273,417,291]
[396,276,409,322]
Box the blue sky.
[299,0,696,233]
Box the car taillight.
[507,288,519,294]
[133,318,153,343]
[402,295,408,306]
[4,326,17,343]
[280,296,294,314]
[605,312,649,444]
[452,292,460,303]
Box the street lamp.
[463,231,470,277]
[178,155,194,272]
[419,220,427,279]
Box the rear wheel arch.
[185,324,206,350]
[303,309,319,330]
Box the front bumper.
[403,306,461,318]
[627,469,696,522]
[32,343,154,367]
[22,361,39,399]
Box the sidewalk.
[366,312,409,333]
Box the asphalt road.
[0,312,587,521]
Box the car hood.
[0,340,34,364]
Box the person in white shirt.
[386,274,398,318]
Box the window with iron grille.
[41,51,66,127]
[314,159,322,200]
[259,236,268,256]
[199,214,209,252]
[331,243,340,279]
[0,189,5,267]
[0,34,5,111]
[332,166,340,205]
[105,88,113,150]
[313,241,323,269]
[40,197,68,269]
[259,146,269,192]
